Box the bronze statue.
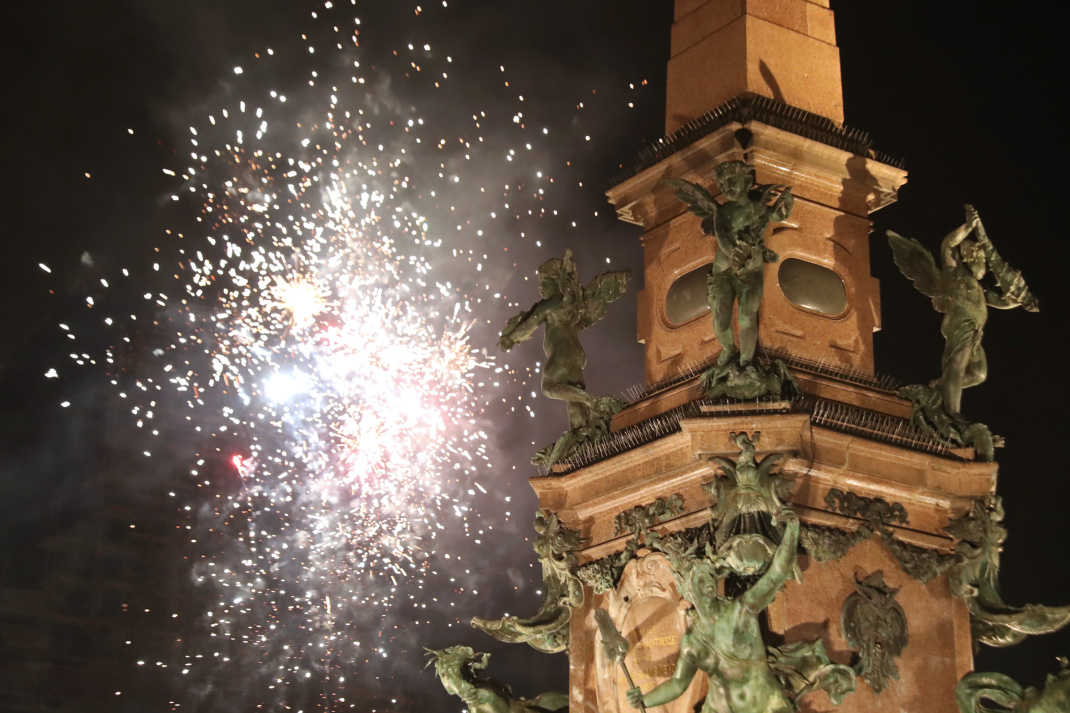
[626,510,854,712]
[499,250,630,467]
[888,205,1037,459]
[945,497,1070,648]
[426,645,569,713]
[956,658,1069,713]
[703,431,793,577]
[667,161,795,398]
[472,510,584,653]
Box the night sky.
[1,2,1067,711]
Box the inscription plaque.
[594,553,705,713]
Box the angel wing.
[666,177,720,235]
[579,269,630,329]
[707,456,737,481]
[887,230,951,312]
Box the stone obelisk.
[527,3,995,712]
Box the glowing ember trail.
[164,92,487,699]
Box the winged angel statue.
[888,205,1037,460]
[667,161,795,398]
[499,250,630,467]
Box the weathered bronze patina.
[702,431,795,578]
[426,645,569,712]
[667,161,796,399]
[956,658,1069,713]
[945,497,1070,648]
[798,522,870,563]
[888,205,1038,460]
[472,510,585,653]
[625,510,855,712]
[823,488,956,584]
[576,496,685,595]
[499,249,630,467]
[841,572,909,694]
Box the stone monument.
[430,3,1067,713]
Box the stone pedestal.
[531,373,995,712]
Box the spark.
[47,0,646,708]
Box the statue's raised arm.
[969,206,1039,312]
[499,300,553,352]
[741,507,800,613]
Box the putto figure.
[668,161,795,398]
[626,509,854,713]
[888,205,1038,460]
[426,645,569,713]
[499,250,630,467]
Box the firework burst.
[43,1,653,708]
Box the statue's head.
[684,561,731,622]
[425,645,487,698]
[536,249,579,299]
[958,239,987,279]
[425,645,483,676]
[714,160,755,201]
[537,259,564,298]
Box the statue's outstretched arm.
[971,211,1040,313]
[983,288,1018,310]
[765,185,794,223]
[499,300,551,350]
[742,510,800,613]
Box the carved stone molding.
[577,496,686,596]
[823,488,955,584]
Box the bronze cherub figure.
[499,250,630,467]
[667,161,796,398]
[888,205,1037,459]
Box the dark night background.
[1,1,1067,711]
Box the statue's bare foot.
[592,395,627,419]
[717,345,739,367]
[701,356,797,400]
[532,431,579,468]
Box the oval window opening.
[778,258,847,316]
[665,263,712,325]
